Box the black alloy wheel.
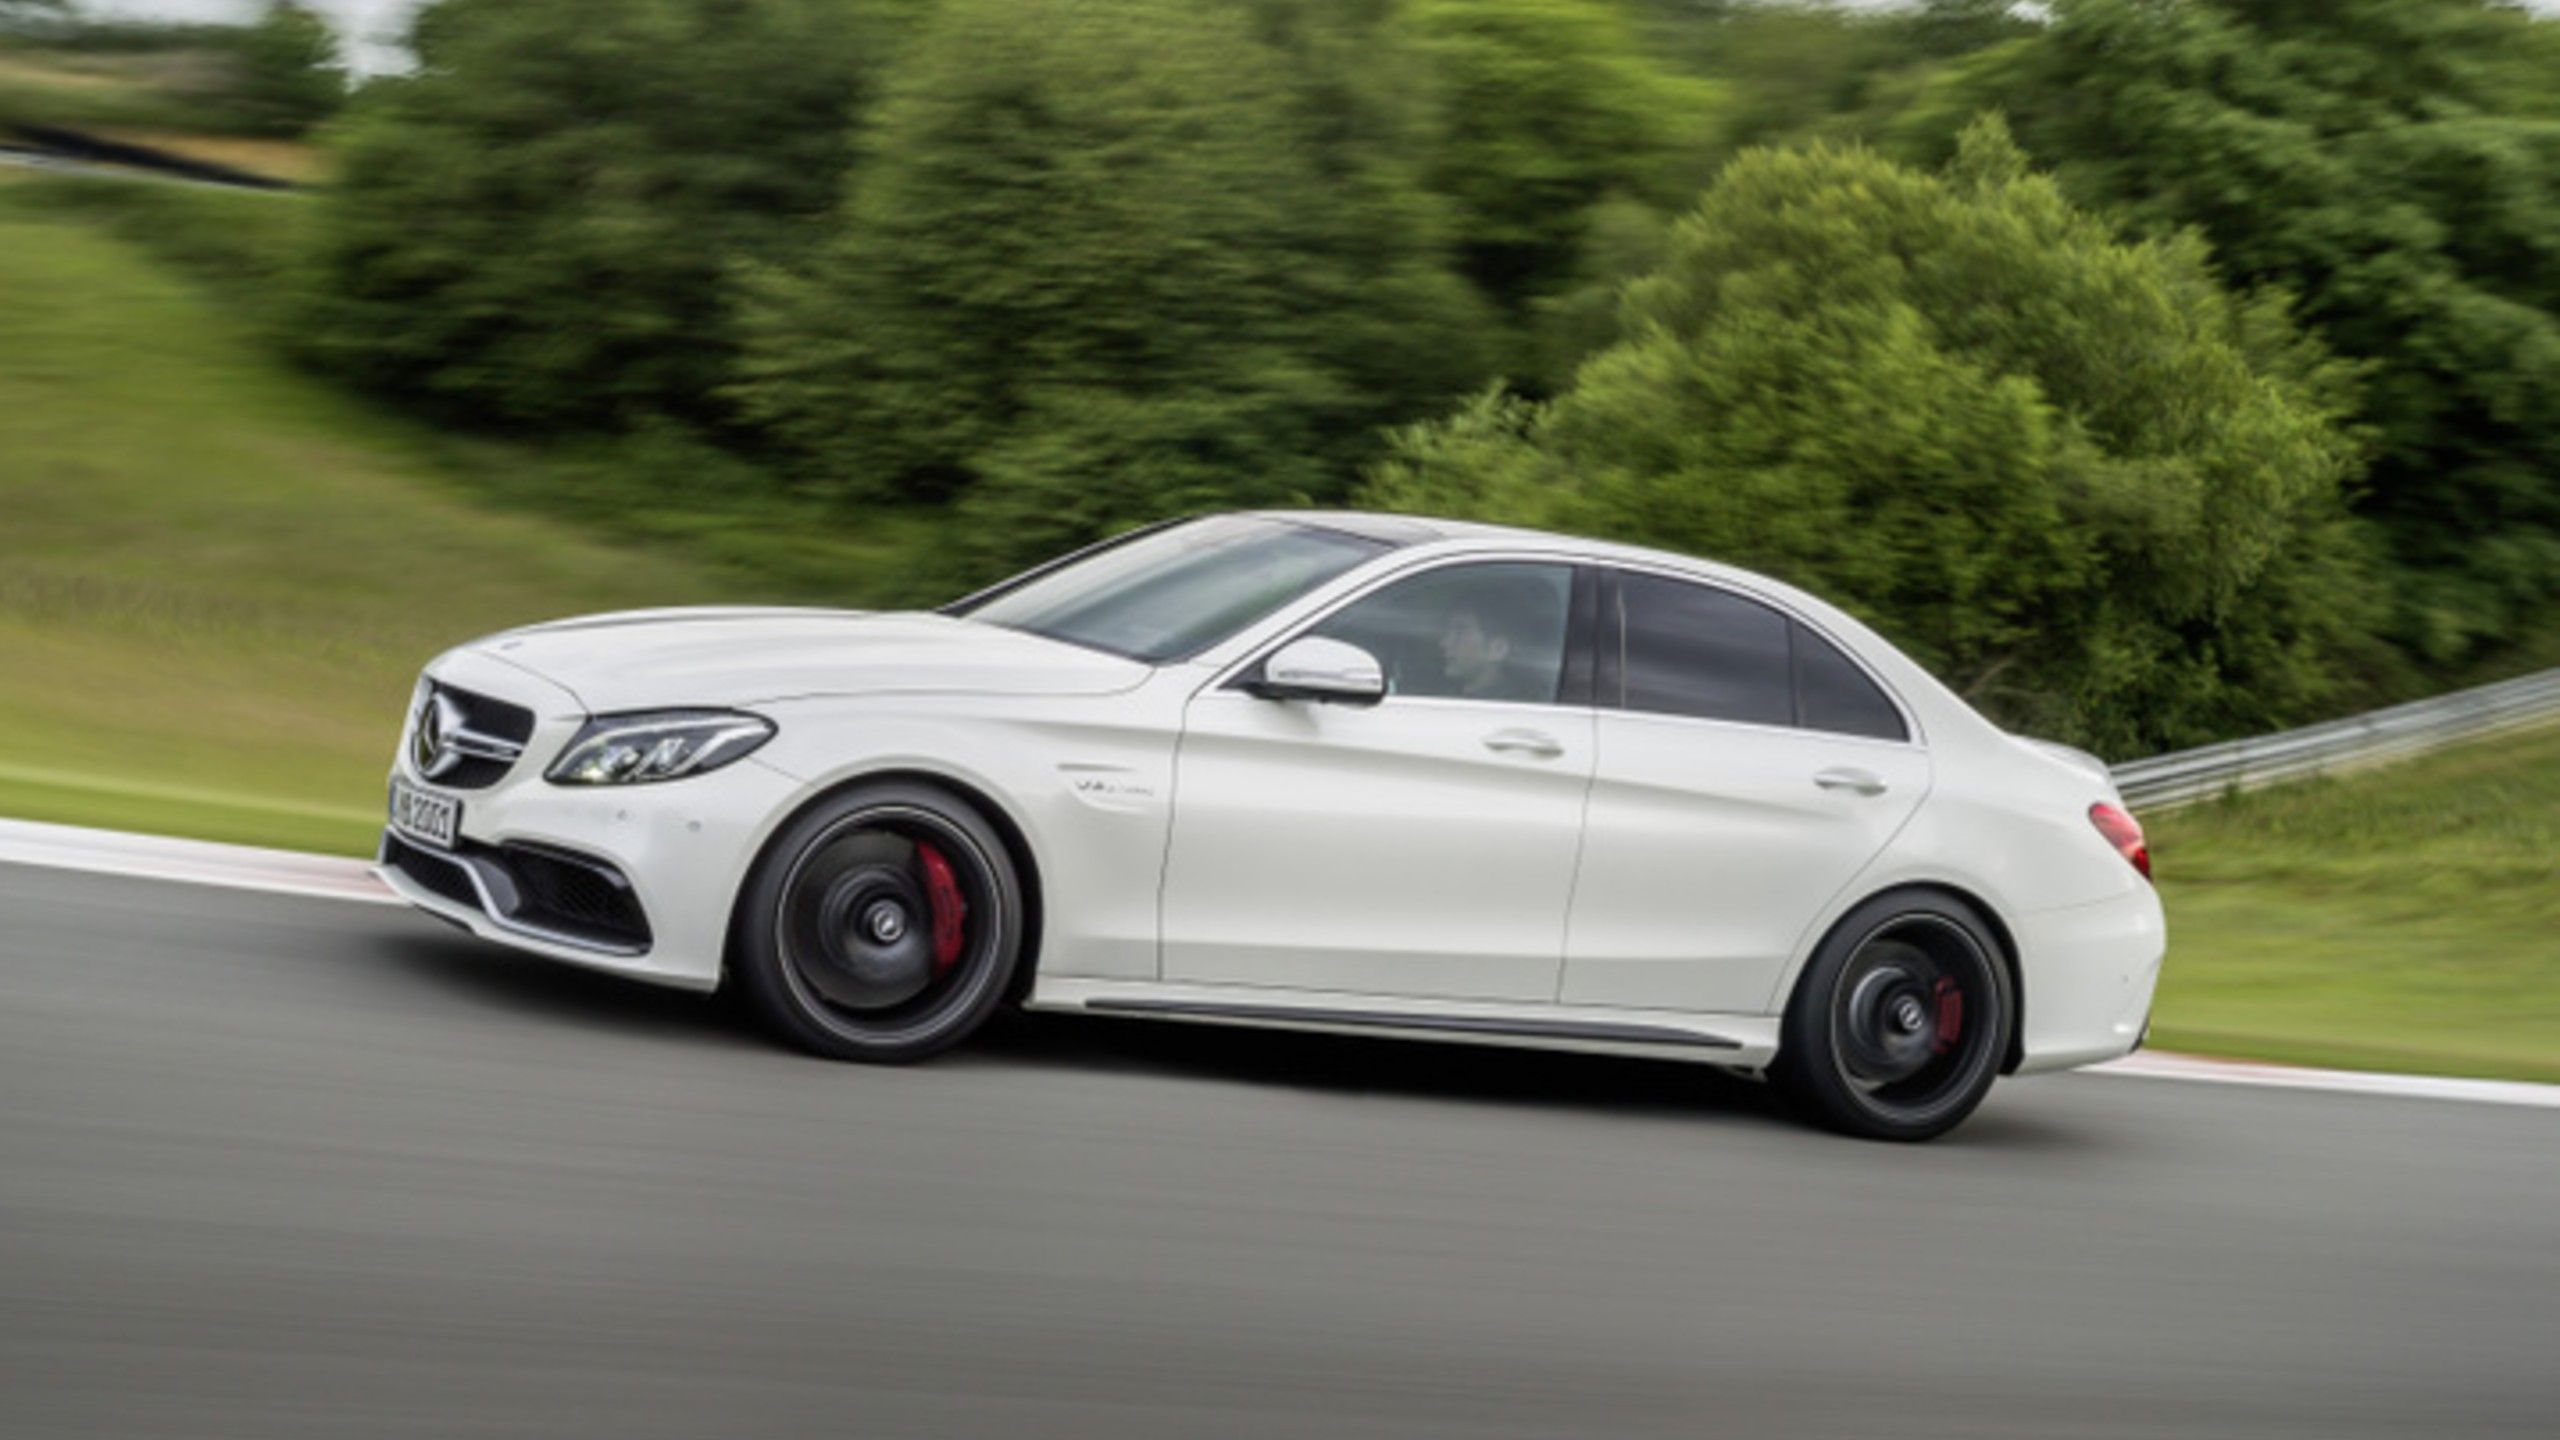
[733,781,1024,1063]
[1774,891,2011,1142]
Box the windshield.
[953,516,1393,662]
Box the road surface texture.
[2,861,2553,1438]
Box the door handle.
[1483,728,1565,759]
[1814,766,1889,797]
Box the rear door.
[1159,560,1596,1003]
[1562,568,1929,1014]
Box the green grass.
[1,175,956,598]
[3,173,308,321]
[0,177,932,854]
[2147,725,2560,1083]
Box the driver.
[1435,574,1557,702]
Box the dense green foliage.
[736,0,1493,574]
[1894,0,2560,663]
[1406,0,1720,321]
[76,0,2559,751]
[1366,122,2377,753]
[1634,0,2017,155]
[223,3,342,138]
[300,0,900,428]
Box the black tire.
[1773,891,2012,1142]
[732,781,1024,1063]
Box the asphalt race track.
[2,860,2553,1438]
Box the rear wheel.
[1774,892,2011,1142]
[733,781,1023,1063]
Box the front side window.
[956,516,1392,662]
[1309,562,1575,704]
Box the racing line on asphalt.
[2,814,2552,1110]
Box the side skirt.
[1023,978,1779,1068]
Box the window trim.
[1213,554,1602,712]
[1596,563,1920,747]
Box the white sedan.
[377,511,2162,1140]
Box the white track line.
[0,817,392,907]
[2087,1049,2560,1110]
[0,816,2553,1110]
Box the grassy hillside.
[2147,726,2560,1083]
[0,177,924,854]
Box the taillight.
[2088,802,2151,881]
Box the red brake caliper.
[1933,976,1965,1054]
[916,841,968,973]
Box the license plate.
[389,777,460,850]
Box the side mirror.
[1247,637,1386,706]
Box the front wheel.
[732,781,1024,1063]
[1773,892,2012,1142]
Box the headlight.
[545,710,775,786]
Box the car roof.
[1253,508,1748,580]
[1253,509,1491,545]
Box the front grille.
[417,681,537,790]
[379,832,653,954]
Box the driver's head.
[1437,574,1551,698]
[1440,607,1510,694]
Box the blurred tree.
[1366,120,2379,755]
[734,0,1493,577]
[1240,0,1498,450]
[1405,0,1723,323]
[1900,0,2040,58]
[1630,0,2013,154]
[1529,0,2025,386]
[0,0,71,33]
[1891,0,2560,662]
[225,2,343,137]
[301,0,903,430]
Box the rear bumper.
[2009,886,2165,1075]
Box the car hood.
[468,607,1150,713]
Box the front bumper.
[379,830,652,955]
[375,648,802,992]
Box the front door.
[1159,561,1593,1003]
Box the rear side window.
[1611,571,1909,741]
[1792,621,1907,742]
[1616,573,1794,727]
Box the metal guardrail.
[2112,666,2560,811]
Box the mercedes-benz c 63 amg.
[376,511,2162,1140]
